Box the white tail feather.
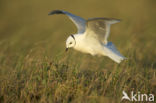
[107,52,124,63]
[103,42,126,63]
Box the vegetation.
[0,0,156,103]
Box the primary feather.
[49,10,86,33]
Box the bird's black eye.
[69,42,72,44]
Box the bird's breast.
[74,41,97,55]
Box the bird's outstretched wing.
[85,18,120,44]
[48,10,86,33]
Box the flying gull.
[48,10,126,63]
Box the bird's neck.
[73,33,84,48]
[73,33,84,41]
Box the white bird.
[49,10,126,63]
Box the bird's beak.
[65,48,68,52]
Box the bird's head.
[66,35,76,51]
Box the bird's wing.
[48,10,86,33]
[85,18,120,44]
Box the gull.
[48,10,126,63]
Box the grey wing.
[85,18,120,44]
[48,10,86,33]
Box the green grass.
[0,0,156,103]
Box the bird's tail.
[104,42,126,63]
[106,51,125,63]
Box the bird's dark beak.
[65,48,68,52]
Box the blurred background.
[0,0,156,102]
[0,0,155,65]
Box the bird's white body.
[49,10,126,63]
[73,33,104,56]
[73,33,125,63]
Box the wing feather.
[85,18,120,44]
[48,10,86,33]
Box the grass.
[0,0,156,103]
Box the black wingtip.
[48,10,65,15]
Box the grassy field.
[0,0,156,103]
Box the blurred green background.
[0,0,156,103]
